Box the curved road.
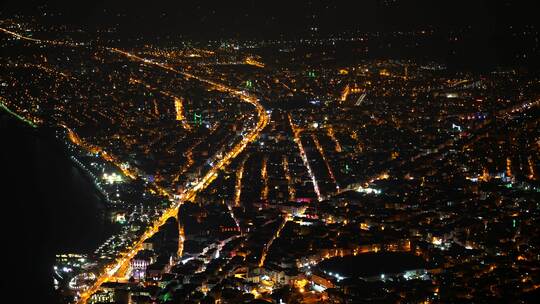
[76,50,269,303]
[0,26,268,303]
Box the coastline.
[0,107,110,303]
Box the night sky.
[1,1,537,38]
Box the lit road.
[1,26,86,47]
[282,155,296,201]
[288,114,323,202]
[327,126,342,153]
[75,49,269,304]
[0,27,47,43]
[0,28,173,197]
[340,84,350,102]
[245,57,265,68]
[234,154,249,207]
[1,27,269,302]
[311,133,339,192]
[261,155,269,200]
[65,126,139,180]
[259,216,290,267]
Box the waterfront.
[1,110,111,303]
[1,3,539,302]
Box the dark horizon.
[2,1,537,37]
[3,1,539,71]
[1,2,540,304]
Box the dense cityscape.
[1,1,540,304]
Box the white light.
[357,187,381,195]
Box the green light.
[161,292,172,302]
[194,113,202,126]
[0,101,37,128]
[513,219,517,228]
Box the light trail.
[311,133,339,191]
[234,154,249,207]
[282,156,296,201]
[288,114,323,202]
[261,155,269,201]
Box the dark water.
[0,111,108,303]
[318,252,426,278]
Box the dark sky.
[1,1,538,38]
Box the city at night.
[1,1,540,303]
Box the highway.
[1,27,269,302]
[74,49,269,303]
[0,27,46,43]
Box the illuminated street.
[2,3,540,304]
